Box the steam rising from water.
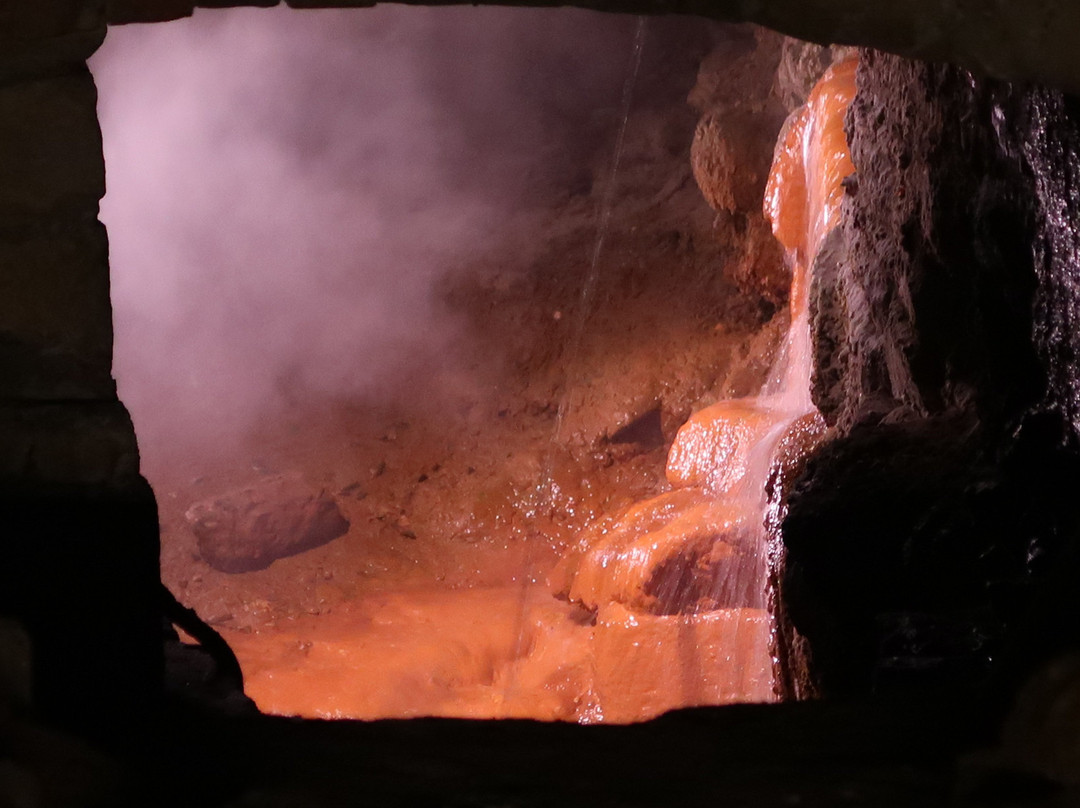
[92,6,638,460]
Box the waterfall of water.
[554,56,859,717]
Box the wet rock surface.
[186,475,349,573]
[785,50,1080,708]
[808,52,1044,433]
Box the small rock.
[395,515,417,540]
[338,481,367,499]
[185,473,350,573]
[205,609,233,625]
[608,408,665,450]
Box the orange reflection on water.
[226,587,771,722]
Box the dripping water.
[704,59,857,699]
[553,14,648,444]
[503,16,648,706]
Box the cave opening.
[7,1,1080,804]
[90,6,842,721]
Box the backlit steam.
[92,6,639,462]
[93,8,844,722]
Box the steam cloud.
[91,6,640,463]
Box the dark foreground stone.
[786,49,1080,704]
[82,694,994,808]
[186,474,349,573]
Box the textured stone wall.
[0,1,160,738]
[784,51,1080,706]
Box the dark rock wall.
[100,1,1080,99]
[1022,90,1080,445]
[784,50,1080,703]
[811,52,1045,433]
[7,0,1080,743]
[0,3,161,739]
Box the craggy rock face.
[783,50,1080,702]
[687,29,791,304]
[808,52,1044,434]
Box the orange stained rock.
[764,56,858,316]
[665,399,779,493]
[764,112,809,258]
[555,487,746,612]
[770,410,828,492]
[559,404,819,616]
[592,603,776,723]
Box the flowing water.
[503,14,648,707]
[223,57,859,723]
[551,56,857,716]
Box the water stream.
[553,56,857,715]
